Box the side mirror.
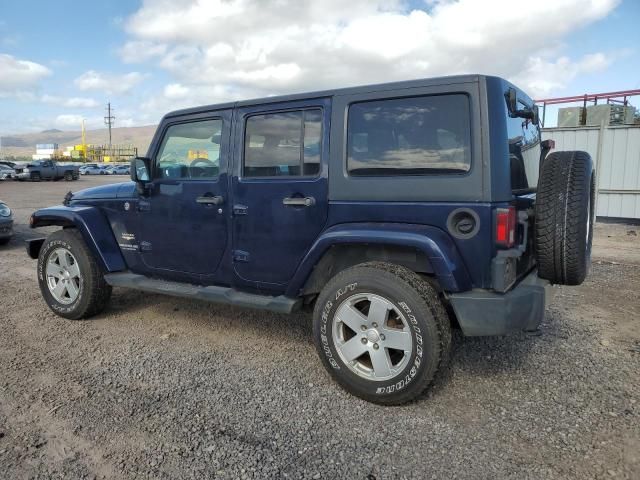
[531,104,540,125]
[506,87,518,113]
[130,157,151,194]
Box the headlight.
[0,204,11,217]
[23,168,29,173]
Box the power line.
[104,102,115,147]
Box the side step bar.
[104,272,301,314]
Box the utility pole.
[104,102,115,147]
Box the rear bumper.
[448,270,553,336]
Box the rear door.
[231,99,330,290]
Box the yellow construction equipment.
[188,149,209,160]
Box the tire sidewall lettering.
[320,282,357,370]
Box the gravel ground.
[0,177,638,479]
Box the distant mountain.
[0,125,157,158]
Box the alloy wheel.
[332,293,413,381]
[46,248,82,304]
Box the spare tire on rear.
[535,151,595,285]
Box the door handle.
[196,195,224,205]
[283,196,316,207]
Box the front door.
[231,99,330,290]
[137,111,231,281]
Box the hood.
[71,182,136,201]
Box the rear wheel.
[37,229,112,319]
[535,151,595,285]
[64,171,73,181]
[313,262,451,405]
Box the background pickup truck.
[16,160,80,182]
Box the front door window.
[155,119,222,179]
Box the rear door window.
[243,108,322,178]
[347,94,471,176]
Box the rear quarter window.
[347,94,471,176]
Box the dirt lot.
[1,176,638,479]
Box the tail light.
[495,206,516,248]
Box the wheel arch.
[29,205,126,272]
[286,223,472,297]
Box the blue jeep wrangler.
[27,75,594,404]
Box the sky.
[0,0,638,135]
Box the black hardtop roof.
[164,74,497,119]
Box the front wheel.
[37,229,112,319]
[313,262,451,405]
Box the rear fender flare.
[29,205,126,272]
[286,223,471,297]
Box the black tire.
[0,237,10,245]
[37,229,112,319]
[64,172,73,181]
[313,262,451,405]
[535,151,595,285]
[31,172,41,182]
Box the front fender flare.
[29,205,126,272]
[286,223,472,297]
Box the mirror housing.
[506,87,518,113]
[130,157,151,195]
[531,104,540,125]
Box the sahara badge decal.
[118,232,139,251]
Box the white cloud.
[74,70,145,95]
[54,114,85,128]
[0,53,51,95]
[54,114,105,130]
[119,40,167,63]
[121,0,620,115]
[512,53,612,98]
[41,94,99,108]
[163,83,190,99]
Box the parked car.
[0,200,13,245]
[17,160,79,181]
[79,164,98,174]
[107,165,130,175]
[0,164,16,180]
[27,75,595,405]
[80,165,106,175]
[0,161,17,169]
